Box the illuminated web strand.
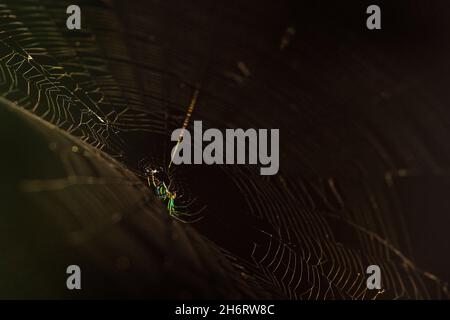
[169,88,200,169]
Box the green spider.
[144,167,203,223]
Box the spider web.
[1,0,449,299]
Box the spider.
[144,166,203,223]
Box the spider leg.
[174,204,206,217]
[169,211,204,224]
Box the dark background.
[0,0,449,299]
